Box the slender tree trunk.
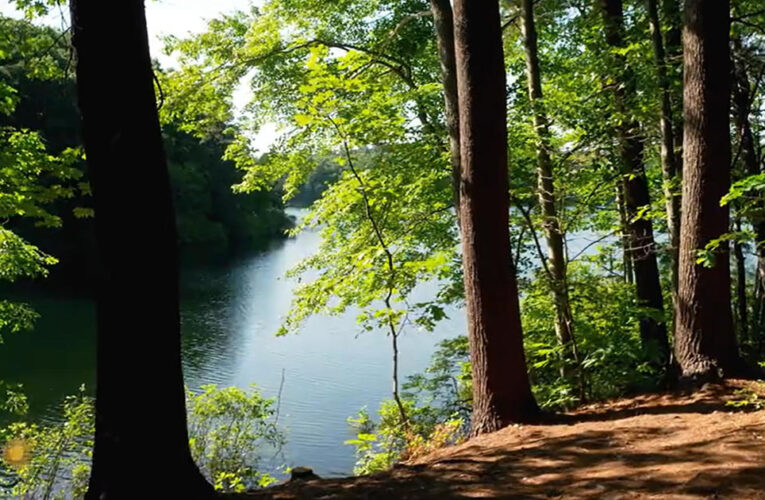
[662,0,684,174]
[674,0,739,380]
[602,0,670,364]
[733,220,748,342]
[70,1,213,497]
[520,0,577,360]
[647,0,681,303]
[616,184,634,284]
[453,0,539,434]
[732,37,765,301]
[429,0,461,218]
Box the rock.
[290,466,320,481]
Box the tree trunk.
[732,37,765,305]
[616,184,634,284]
[733,220,748,342]
[70,1,213,497]
[453,0,539,434]
[674,0,739,380]
[602,0,670,364]
[647,0,681,303]
[662,0,683,174]
[429,0,461,218]
[520,0,577,359]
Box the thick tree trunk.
[647,0,681,302]
[453,0,539,434]
[429,0,461,218]
[520,0,576,357]
[674,0,739,380]
[70,1,213,497]
[602,0,670,364]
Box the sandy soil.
[232,380,765,499]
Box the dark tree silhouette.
[70,1,213,497]
[452,0,539,435]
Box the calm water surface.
[0,209,466,477]
[0,209,612,477]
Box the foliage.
[164,126,292,256]
[345,402,464,476]
[402,336,472,424]
[524,263,664,409]
[186,384,285,492]
[344,336,468,475]
[0,15,83,415]
[0,387,94,500]
[725,385,765,411]
[0,385,285,496]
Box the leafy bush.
[187,384,285,492]
[0,386,93,500]
[345,338,470,476]
[0,384,285,497]
[523,263,663,409]
[346,402,465,476]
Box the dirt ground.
[233,380,765,499]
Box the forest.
[1,0,765,498]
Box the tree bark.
[70,1,213,497]
[733,220,748,342]
[520,0,576,358]
[453,0,539,434]
[647,0,681,302]
[602,0,670,364]
[616,184,634,284]
[732,37,765,302]
[662,0,683,173]
[429,0,461,218]
[674,0,739,380]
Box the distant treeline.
[0,17,293,288]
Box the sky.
[0,0,278,151]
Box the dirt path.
[234,380,765,499]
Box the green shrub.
[0,384,285,497]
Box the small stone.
[290,466,320,481]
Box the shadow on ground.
[230,380,765,499]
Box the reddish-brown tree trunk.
[602,0,670,364]
[70,0,213,497]
[674,0,739,380]
[453,0,539,434]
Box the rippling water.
[0,208,466,477]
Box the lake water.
[0,207,617,478]
[0,208,466,477]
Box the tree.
[429,0,461,215]
[601,0,669,366]
[520,0,578,368]
[453,0,539,434]
[673,0,739,380]
[69,0,213,497]
[0,15,82,417]
[646,0,681,301]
